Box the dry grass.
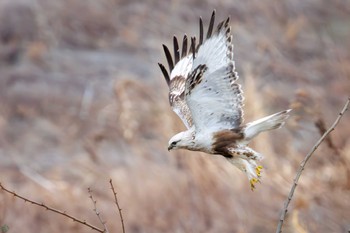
[0,0,350,232]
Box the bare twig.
[276,97,350,233]
[109,179,125,233]
[88,188,109,233]
[0,182,104,233]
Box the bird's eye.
[171,141,177,146]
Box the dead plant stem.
[0,183,104,233]
[109,179,125,233]
[276,97,350,233]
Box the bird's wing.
[159,35,194,129]
[185,11,244,133]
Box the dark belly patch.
[211,129,244,157]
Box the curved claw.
[250,178,259,191]
[250,166,263,190]
[255,165,263,178]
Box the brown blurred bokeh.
[0,0,349,232]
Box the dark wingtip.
[225,16,230,27]
[162,44,174,71]
[181,34,188,58]
[190,37,196,59]
[207,10,216,39]
[158,62,170,86]
[173,35,180,64]
[198,17,203,50]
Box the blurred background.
[0,0,349,232]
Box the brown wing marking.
[169,75,193,127]
[169,76,185,104]
[159,35,191,87]
[186,64,207,95]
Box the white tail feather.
[242,109,291,143]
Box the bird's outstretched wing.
[159,35,194,129]
[185,11,244,133]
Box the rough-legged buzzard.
[158,10,291,190]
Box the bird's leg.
[249,165,263,190]
[230,146,263,161]
[229,146,264,190]
[226,157,263,190]
[248,159,263,190]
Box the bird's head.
[168,131,193,151]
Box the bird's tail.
[242,109,291,143]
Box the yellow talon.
[250,178,259,191]
[255,165,263,177]
[249,166,263,190]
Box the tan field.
[0,0,349,232]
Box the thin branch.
[88,188,109,233]
[276,97,350,233]
[0,182,104,233]
[109,179,125,233]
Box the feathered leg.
[225,145,264,190]
[227,110,291,189]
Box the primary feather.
[185,16,243,132]
[158,35,194,128]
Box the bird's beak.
[168,145,172,151]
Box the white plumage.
[158,10,291,190]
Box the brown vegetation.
[0,0,350,232]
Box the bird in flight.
[158,10,291,190]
